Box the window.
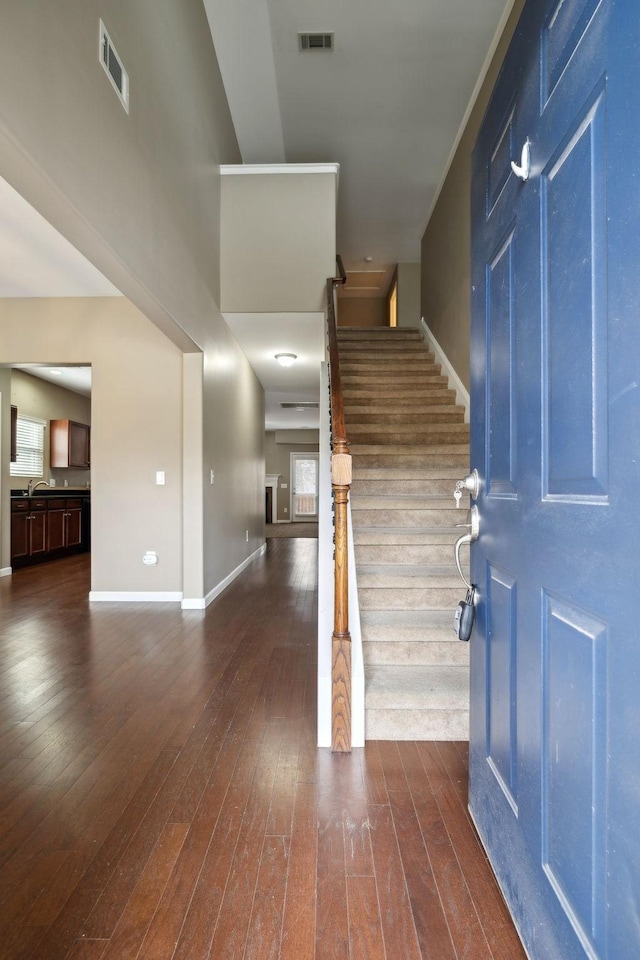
[10,416,45,477]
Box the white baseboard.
[0,567,12,578]
[420,317,470,423]
[181,542,267,610]
[89,590,184,603]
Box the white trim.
[0,567,12,578]
[181,543,267,610]
[420,318,470,424]
[220,162,339,177]
[317,363,334,747]
[89,590,183,603]
[420,0,518,234]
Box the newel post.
[331,440,352,752]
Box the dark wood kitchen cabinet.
[46,498,83,552]
[50,420,90,469]
[11,496,88,568]
[11,498,47,564]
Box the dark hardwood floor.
[0,542,525,960]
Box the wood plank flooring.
[0,542,526,960]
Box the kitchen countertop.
[11,489,91,499]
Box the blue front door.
[470,1,640,957]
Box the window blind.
[10,416,45,477]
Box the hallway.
[0,543,525,960]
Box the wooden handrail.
[326,260,352,752]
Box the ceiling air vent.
[99,20,129,113]
[298,33,334,52]
[280,402,319,409]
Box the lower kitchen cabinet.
[46,499,83,552]
[11,498,47,564]
[11,496,89,568]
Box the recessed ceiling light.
[49,369,63,375]
[275,353,297,367]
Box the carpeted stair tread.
[353,528,465,545]
[365,665,469,711]
[352,478,467,496]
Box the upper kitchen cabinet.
[50,419,90,469]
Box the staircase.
[338,325,470,740]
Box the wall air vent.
[99,20,129,113]
[298,33,334,52]
[280,402,319,409]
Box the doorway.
[290,453,319,522]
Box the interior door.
[291,454,319,521]
[469,1,640,958]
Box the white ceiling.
[205,0,515,279]
[11,365,92,397]
[224,312,325,430]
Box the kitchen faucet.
[27,479,50,496]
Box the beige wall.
[220,170,337,314]
[10,370,92,490]
[1,299,183,591]
[265,431,319,522]
[0,3,266,600]
[337,297,387,328]
[396,263,421,328]
[420,0,526,389]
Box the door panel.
[543,85,608,499]
[470,1,640,957]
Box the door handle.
[511,139,531,181]
[454,505,479,591]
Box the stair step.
[346,408,464,425]
[337,326,421,338]
[352,478,465,496]
[351,452,469,470]
[340,372,448,382]
[352,494,457,508]
[344,383,451,395]
[339,340,433,363]
[344,395,456,410]
[366,665,469,708]
[358,563,460,581]
[360,609,457,640]
[364,665,469,740]
[353,466,466,480]
[340,359,438,370]
[349,430,469,447]
[355,542,461,564]
[363,640,469,666]
[359,587,462,610]
[353,527,461,544]
[340,357,436,369]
